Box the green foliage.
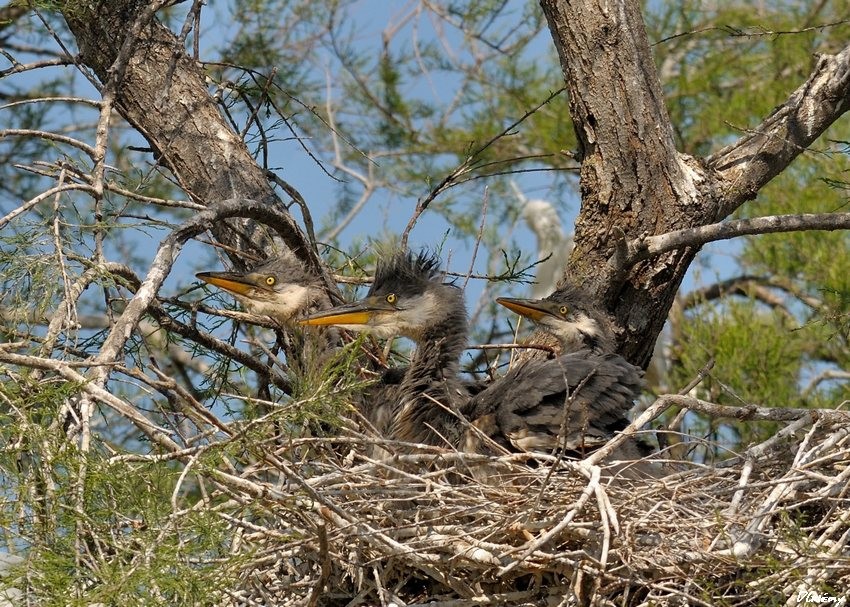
[212,0,572,250]
[0,381,241,605]
[25,460,236,605]
[644,2,850,450]
[649,1,850,155]
[671,299,805,449]
[678,300,805,404]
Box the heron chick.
[301,252,651,477]
[464,349,645,457]
[498,285,659,471]
[301,251,461,341]
[497,283,616,354]
[300,250,469,448]
[196,252,324,323]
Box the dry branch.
[709,42,850,216]
[3,315,848,604]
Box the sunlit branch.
[616,212,850,268]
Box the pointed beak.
[299,298,394,327]
[196,271,259,297]
[495,297,551,322]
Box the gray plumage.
[196,252,339,379]
[497,284,660,472]
[497,283,617,354]
[370,252,469,447]
[301,250,470,448]
[463,351,646,456]
[302,250,653,474]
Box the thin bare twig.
[400,87,566,247]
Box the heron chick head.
[300,250,464,342]
[196,253,320,322]
[497,284,616,354]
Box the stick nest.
[217,408,850,607]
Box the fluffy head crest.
[369,250,444,297]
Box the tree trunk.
[58,0,850,369]
[539,0,713,367]
[540,0,850,368]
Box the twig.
[0,129,97,160]
[469,342,559,357]
[497,462,601,576]
[400,87,566,247]
[656,394,848,425]
[0,350,180,451]
[305,523,330,607]
[0,183,97,230]
[582,398,672,467]
[463,186,489,291]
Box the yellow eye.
[266,276,276,286]
[386,293,397,304]
[559,305,569,315]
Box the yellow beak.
[299,298,395,326]
[299,308,374,326]
[196,271,259,297]
[495,297,550,322]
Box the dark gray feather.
[464,350,644,454]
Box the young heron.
[196,251,326,323]
[496,283,616,354]
[463,350,646,459]
[496,285,658,468]
[301,250,469,448]
[196,251,339,388]
[301,251,649,472]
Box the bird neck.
[305,286,332,316]
[283,287,340,369]
[412,305,468,381]
[388,300,468,447]
[560,310,617,355]
[580,328,615,354]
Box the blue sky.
[200,0,737,301]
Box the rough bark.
[708,46,850,216]
[539,0,850,369]
[540,0,715,368]
[60,0,324,276]
[55,0,850,370]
